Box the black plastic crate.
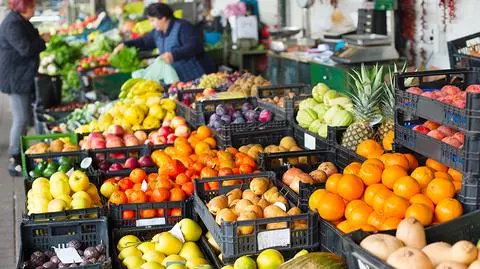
[256,84,310,121]
[395,68,480,132]
[292,122,330,150]
[258,148,365,212]
[457,173,480,212]
[23,150,92,179]
[88,144,153,173]
[193,171,320,263]
[18,217,111,269]
[343,209,480,269]
[448,33,480,68]
[215,120,293,149]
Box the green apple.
[118,235,141,251]
[123,255,145,269]
[256,249,284,269]
[143,250,165,264]
[28,197,50,214]
[234,256,257,269]
[50,179,70,198]
[55,193,72,205]
[186,257,210,268]
[100,181,118,199]
[69,170,90,192]
[50,172,69,183]
[47,199,68,212]
[118,246,143,260]
[32,177,50,192]
[179,218,202,242]
[138,242,156,254]
[178,242,203,260]
[161,255,185,267]
[70,197,91,209]
[155,232,183,255]
[72,191,93,205]
[141,261,165,269]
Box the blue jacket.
[0,11,46,94]
[125,19,215,81]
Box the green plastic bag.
[132,58,180,84]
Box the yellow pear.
[137,242,156,254]
[118,246,143,260]
[178,242,204,260]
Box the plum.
[258,110,273,123]
[221,115,232,124]
[215,105,226,116]
[244,110,258,123]
[66,240,82,250]
[209,113,220,123]
[83,247,99,259]
[225,106,235,116]
[241,102,253,113]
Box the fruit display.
[24,138,80,155]
[237,136,301,161]
[52,101,110,133]
[20,241,108,268]
[309,153,464,234]
[207,103,274,131]
[411,120,465,149]
[57,15,98,36]
[45,102,86,113]
[406,84,480,109]
[282,161,338,193]
[28,156,76,178]
[227,73,271,96]
[359,217,480,268]
[296,83,354,138]
[168,72,244,92]
[261,92,296,108]
[115,218,212,269]
[173,87,218,107]
[77,53,111,72]
[26,170,102,215]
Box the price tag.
[82,76,89,86]
[169,222,185,243]
[80,157,92,169]
[136,217,166,227]
[141,180,148,192]
[257,228,290,250]
[273,202,287,211]
[53,247,83,264]
[304,133,316,150]
[66,167,74,177]
[357,259,372,269]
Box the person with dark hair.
[0,0,46,176]
[115,3,215,82]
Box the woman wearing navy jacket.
[116,3,215,82]
[0,0,46,176]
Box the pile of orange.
[309,153,464,233]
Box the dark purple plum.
[241,103,253,113]
[42,261,56,269]
[233,111,243,119]
[44,251,55,259]
[244,110,258,122]
[66,240,82,250]
[95,244,106,255]
[209,113,220,123]
[232,117,245,124]
[20,261,34,269]
[83,247,99,259]
[215,105,226,116]
[221,115,232,124]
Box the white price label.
[136,217,166,227]
[53,247,83,264]
[141,180,148,192]
[66,167,74,177]
[273,202,287,212]
[304,133,316,150]
[358,259,372,269]
[169,222,185,243]
[80,157,92,169]
[257,228,290,250]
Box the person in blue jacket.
[116,3,215,82]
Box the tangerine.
[404,153,419,171]
[345,200,368,220]
[383,153,410,170]
[452,180,462,193]
[170,188,186,201]
[358,164,383,186]
[360,224,377,232]
[130,168,147,184]
[326,173,342,194]
[140,209,157,219]
[109,190,128,204]
[448,168,463,181]
[181,182,194,196]
[362,158,385,170]
[308,189,327,211]
[175,173,190,184]
[435,198,463,223]
[393,176,421,199]
[381,165,408,189]
[372,188,393,214]
[226,147,238,155]
[337,174,364,201]
[129,190,147,203]
[434,171,453,181]
[196,126,212,139]
[383,195,409,218]
[175,143,193,156]
[171,208,182,216]
[187,135,201,148]
[380,217,402,230]
[343,162,362,175]
[347,204,374,227]
[203,137,217,148]
[426,178,456,204]
[337,220,355,234]
[316,192,345,221]
[411,166,435,188]
[409,194,435,211]
[426,158,448,172]
[356,140,384,159]
[367,211,385,229]
[118,178,134,191]
[405,203,433,226]
[364,184,388,206]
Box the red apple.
[171,116,186,129]
[109,163,124,171]
[174,125,191,138]
[91,139,106,149]
[134,131,147,144]
[158,126,173,137]
[427,130,447,140]
[88,132,104,141]
[406,87,423,95]
[423,121,440,130]
[124,135,140,147]
[106,137,124,148]
[413,125,431,134]
[453,132,464,144]
[138,156,155,167]
[442,136,462,148]
[167,133,176,144]
[151,133,167,145]
[162,119,172,127]
[441,85,461,95]
[466,84,480,93]
[107,124,125,136]
[124,157,140,169]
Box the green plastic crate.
[20,133,79,177]
[92,72,132,100]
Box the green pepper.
[46,162,59,171]
[42,168,55,178]
[58,156,72,166]
[29,170,42,178]
[57,164,71,173]
[34,161,47,174]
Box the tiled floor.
[0,93,26,268]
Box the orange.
[435,198,463,223]
[164,146,178,157]
[379,153,393,164]
[109,190,128,204]
[129,190,147,203]
[356,140,384,159]
[337,220,355,234]
[404,153,419,171]
[347,205,374,227]
[195,141,211,155]
[426,158,448,172]
[316,192,345,221]
[405,203,433,226]
[380,216,402,231]
[326,173,342,194]
[181,182,194,196]
[410,166,435,188]
[140,209,157,219]
[358,164,383,186]
[132,183,142,191]
[409,194,435,211]
[130,168,147,184]
[345,200,368,220]
[426,178,456,204]
[434,171,453,181]
[360,224,377,232]
[343,162,362,175]
[151,188,170,202]
[364,184,388,206]
[372,188,393,214]
[337,174,365,201]
[203,137,217,148]
[175,173,190,184]
[308,189,327,211]
[196,126,212,139]
[174,137,189,147]
[383,195,409,218]
[383,153,410,170]
[393,176,421,199]
[362,158,385,170]
[122,210,135,219]
[381,165,408,189]
[368,211,385,229]
[452,180,462,193]
[382,131,394,151]
[448,168,463,181]
[187,135,201,147]
[176,142,193,156]
[170,188,186,201]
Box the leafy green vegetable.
[296,108,317,128]
[82,34,115,57]
[108,47,141,72]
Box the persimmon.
[109,190,128,204]
[175,173,190,184]
[140,209,157,219]
[129,190,147,203]
[151,188,170,202]
[122,210,135,219]
[182,182,194,196]
[192,162,204,173]
[347,204,373,227]
[170,188,186,201]
[130,168,147,184]
[118,178,134,191]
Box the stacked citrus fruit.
[308,153,464,233]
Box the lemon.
[143,116,161,129]
[148,105,165,120]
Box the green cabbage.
[312,83,330,103]
[312,104,328,122]
[323,90,338,106]
[329,110,354,127]
[296,108,317,128]
[308,119,323,133]
[318,123,328,138]
[299,98,318,111]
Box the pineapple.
[377,63,407,141]
[341,64,384,151]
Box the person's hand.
[160,52,174,64]
[113,43,125,54]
